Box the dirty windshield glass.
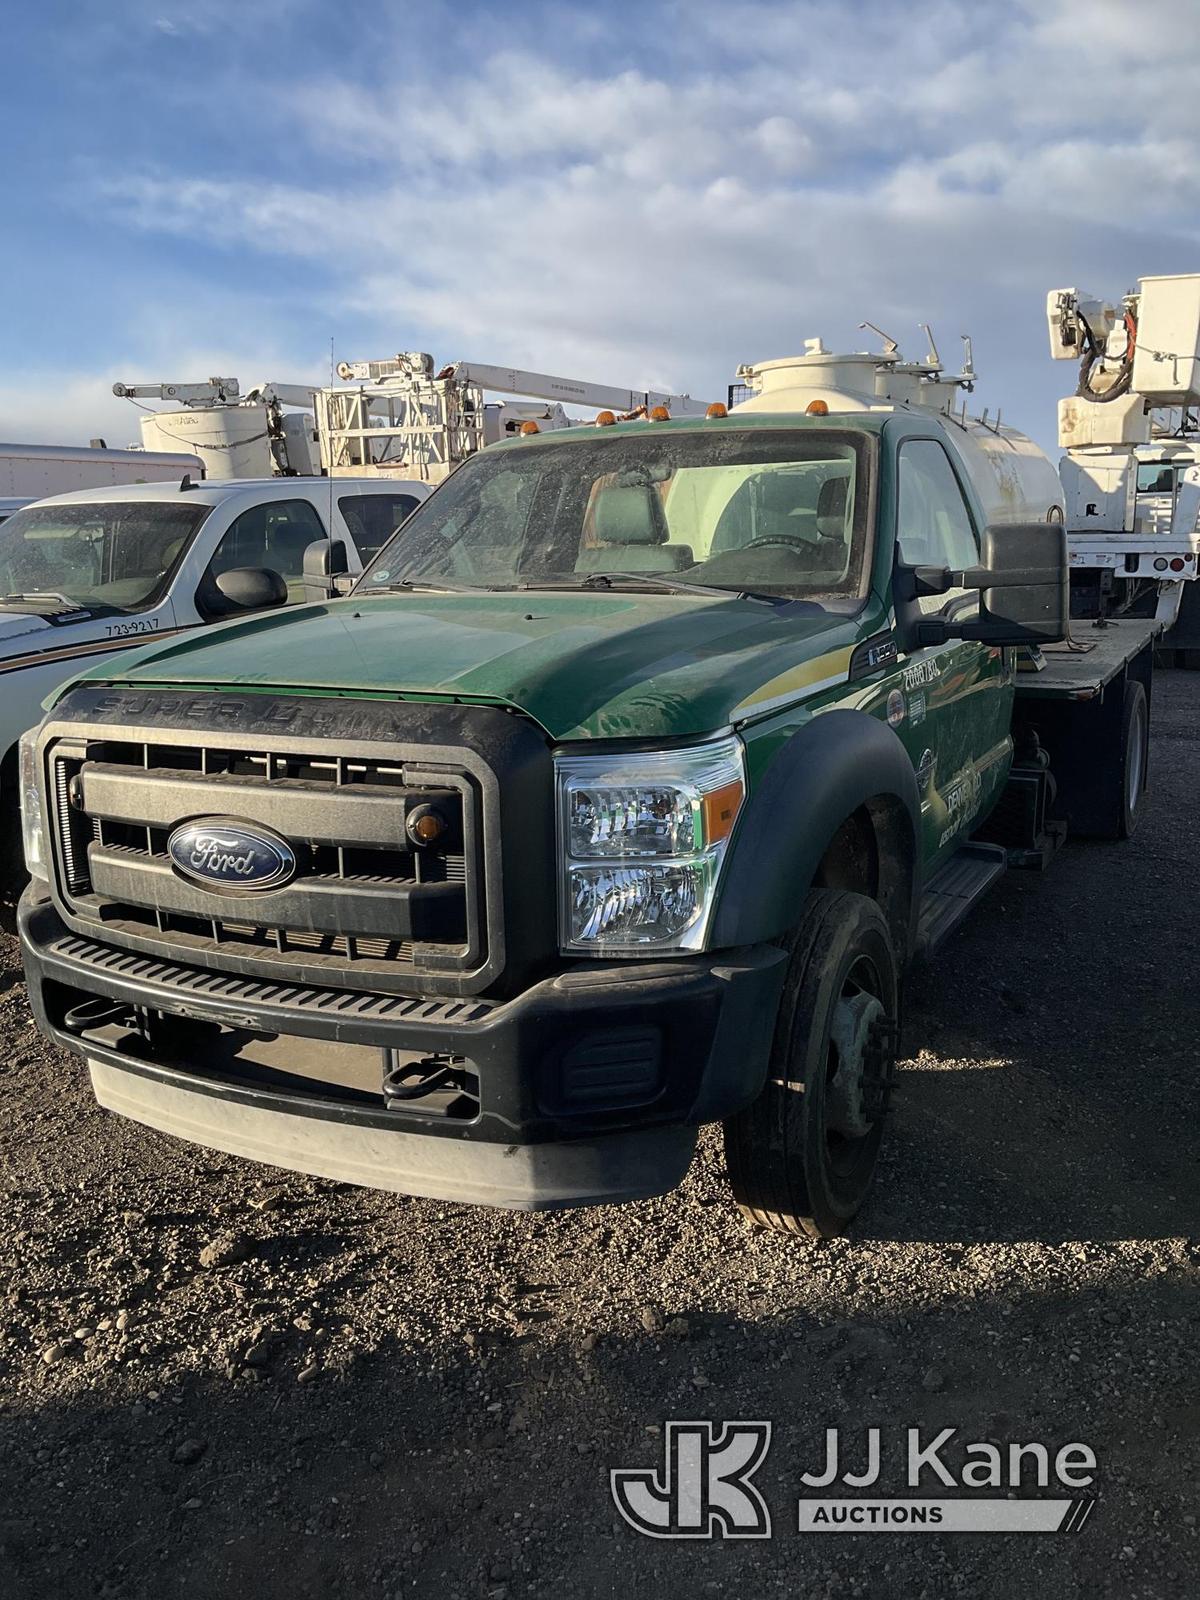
[357,429,872,602]
[0,500,210,613]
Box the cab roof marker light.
[519,421,540,436]
[595,410,617,426]
[806,399,830,416]
[706,402,728,418]
[648,405,671,421]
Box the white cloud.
[39,1,1200,452]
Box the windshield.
[357,428,873,603]
[0,500,211,613]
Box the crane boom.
[320,351,715,483]
[113,378,242,404]
[442,362,710,417]
[113,378,319,409]
[332,353,710,417]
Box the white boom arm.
[443,361,711,417]
[113,378,243,405]
[112,378,318,409]
[334,353,710,416]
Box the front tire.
[723,889,899,1239]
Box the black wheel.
[723,889,899,1239]
[1118,679,1149,840]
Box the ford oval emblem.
[167,817,297,895]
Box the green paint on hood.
[72,591,855,741]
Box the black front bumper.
[20,890,788,1209]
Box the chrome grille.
[47,732,482,984]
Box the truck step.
[916,841,1007,958]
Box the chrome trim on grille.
[47,728,485,990]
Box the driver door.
[889,438,1014,871]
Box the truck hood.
[0,610,55,650]
[74,592,856,741]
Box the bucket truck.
[113,377,322,482]
[1047,273,1200,633]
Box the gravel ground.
[0,674,1197,1599]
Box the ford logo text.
[166,818,297,895]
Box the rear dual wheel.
[724,889,899,1239]
[1118,679,1149,839]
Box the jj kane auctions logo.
[611,1424,1098,1538]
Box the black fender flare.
[710,709,922,950]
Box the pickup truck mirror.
[897,522,1068,647]
[212,566,289,613]
[303,537,350,602]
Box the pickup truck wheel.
[723,889,899,1239]
[1118,679,1149,839]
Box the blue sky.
[2,0,1198,453]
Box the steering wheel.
[742,534,813,552]
[743,533,843,554]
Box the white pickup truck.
[0,474,429,869]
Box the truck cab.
[0,475,429,860]
[17,370,1150,1237]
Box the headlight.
[557,735,745,954]
[18,728,48,883]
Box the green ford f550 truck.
[17,344,1158,1236]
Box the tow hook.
[62,997,141,1037]
[382,1053,474,1108]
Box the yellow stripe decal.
[733,645,855,719]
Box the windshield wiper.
[570,572,781,604]
[3,591,83,609]
[372,578,490,594]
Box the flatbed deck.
[1015,617,1162,701]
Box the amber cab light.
[805,399,830,416]
[648,405,671,421]
[519,421,540,435]
[706,402,728,418]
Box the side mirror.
[303,537,349,602]
[213,566,289,613]
[898,522,1068,647]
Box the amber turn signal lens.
[406,805,448,847]
[700,779,744,845]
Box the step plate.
[916,843,1007,958]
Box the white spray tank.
[732,333,1064,525]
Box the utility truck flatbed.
[1017,617,1163,701]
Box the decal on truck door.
[890,438,1017,869]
